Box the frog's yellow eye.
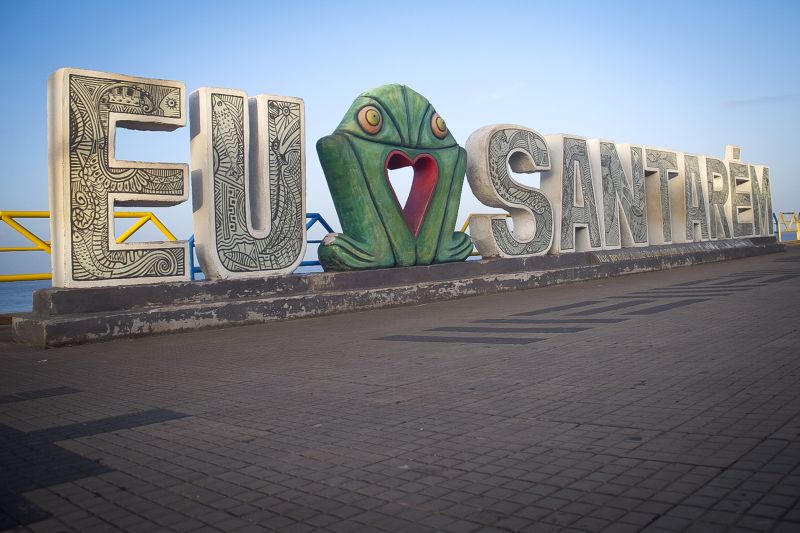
[431,112,447,139]
[357,105,382,134]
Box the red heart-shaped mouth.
[385,150,439,237]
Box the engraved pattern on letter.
[50,70,189,286]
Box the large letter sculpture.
[750,164,773,236]
[465,125,553,258]
[316,84,473,270]
[705,156,732,240]
[591,141,648,249]
[190,89,306,279]
[727,146,755,238]
[49,68,189,287]
[541,135,602,253]
[644,149,679,245]
[681,154,710,241]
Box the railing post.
[188,235,197,281]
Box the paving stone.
[0,248,798,531]
[650,514,694,531]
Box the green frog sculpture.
[317,84,473,270]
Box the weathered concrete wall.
[13,238,782,348]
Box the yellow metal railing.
[0,211,177,282]
[460,212,513,233]
[459,213,512,256]
[777,212,799,243]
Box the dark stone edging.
[12,238,783,347]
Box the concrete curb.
[12,237,783,348]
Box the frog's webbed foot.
[435,231,474,263]
[318,232,396,271]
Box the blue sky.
[1,0,798,273]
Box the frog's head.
[333,84,458,150]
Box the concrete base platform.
[12,237,783,347]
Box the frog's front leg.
[317,134,396,270]
[435,147,474,263]
[437,229,474,263]
[318,231,391,271]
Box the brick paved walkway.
[1,247,799,532]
